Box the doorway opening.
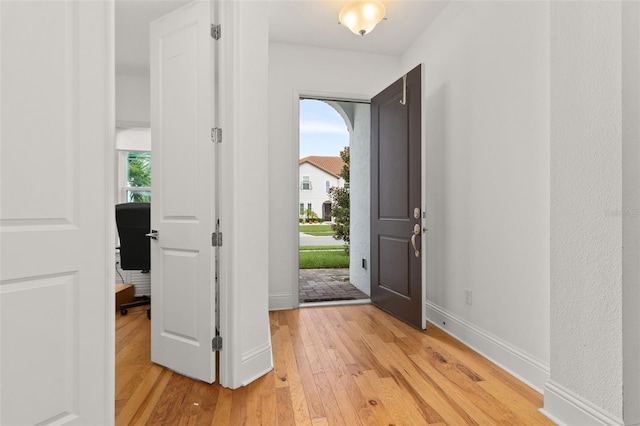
[114,0,195,409]
[298,97,371,304]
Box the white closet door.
[0,1,113,424]
[150,0,218,383]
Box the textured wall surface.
[401,1,551,369]
[550,2,624,418]
[349,103,372,295]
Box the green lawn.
[299,248,349,269]
[299,224,334,236]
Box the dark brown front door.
[323,202,332,221]
[371,65,423,329]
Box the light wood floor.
[116,304,553,425]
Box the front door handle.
[411,224,420,258]
[146,230,158,240]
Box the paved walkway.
[299,268,369,303]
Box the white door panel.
[0,1,112,424]
[150,0,217,383]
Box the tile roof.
[299,156,346,178]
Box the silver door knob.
[146,230,158,240]
[411,224,420,258]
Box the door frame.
[292,89,372,307]
[105,1,118,421]
[292,65,427,323]
[112,0,271,391]
[108,0,232,394]
[64,0,272,410]
[418,64,427,326]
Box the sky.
[299,99,349,159]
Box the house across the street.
[299,155,346,221]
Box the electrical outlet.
[465,289,472,305]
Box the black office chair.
[116,202,151,319]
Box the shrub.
[328,146,350,253]
[304,209,319,223]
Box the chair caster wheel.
[121,308,128,316]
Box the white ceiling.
[115,0,448,76]
[268,0,448,56]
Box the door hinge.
[211,127,222,143]
[212,231,223,247]
[212,336,223,351]
[211,24,221,40]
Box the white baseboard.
[269,293,295,311]
[425,301,550,393]
[541,381,623,426]
[240,342,274,387]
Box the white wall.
[115,74,150,126]
[298,163,341,220]
[401,1,551,390]
[218,0,273,388]
[544,2,640,424]
[268,42,401,309]
[115,74,150,204]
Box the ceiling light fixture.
[338,0,386,36]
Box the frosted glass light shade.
[339,0,386,36]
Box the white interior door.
[150,0,217,383]
[0,1,113,424]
